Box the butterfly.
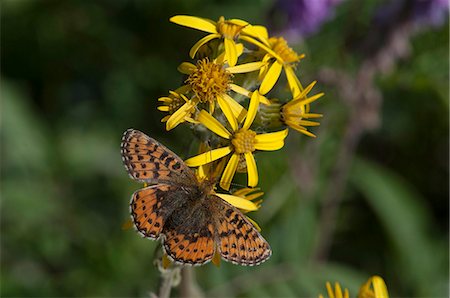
[120,129,272,266]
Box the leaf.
[350,158,447,296]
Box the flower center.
[281,103,306,123]
[168,95,186,114]
[186,58,231,103]
[232,129,256,154]
[216,16,245,39]
[270,37,301,64]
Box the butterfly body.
[121,129,271,266]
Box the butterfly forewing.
[121,129,196,185]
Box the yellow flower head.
[319,282,350,298]
[177,58,265,120]
[185,91,288,190]
[319,276,389,298]
[281,81,324,137]
[185,58,232,105]
[170,15,270,66]
[158,90,198,130]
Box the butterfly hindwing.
[130,184,172,239]
[214,197,272,266]
[163,224,216,266]
[121,129,195,185]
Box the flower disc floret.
[232,129,256,154]
[186,59,232,104]
[216,16,246,39]
[270,37,301,64]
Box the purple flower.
[275,0,343,41]
[376,0,449,28]
[413,0,449,27]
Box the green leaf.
[350,158,447,297]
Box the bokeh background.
[1,0,448,297]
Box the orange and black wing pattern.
[121,129,195,185]
[130,184,173,240]
[213,197,272,266]
[163,223,216,266]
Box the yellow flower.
[241,35,305,97]
[170,15,269,66]
[178,58,265,119]
[319,276,389,298]
[319,282,350,298]
[158,89,198,129]
[281,81,324,137]
[185,91,288,190]
[358,276,389,298]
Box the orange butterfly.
[121,129,271,266]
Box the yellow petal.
[233,187,260,197]
[258,94,271,105]
[189,33,221,58]
[170,15,217,33]
[230,84,251,97]
[298,93,325,105]
[286,123,317,137]
[302,80,317,96]
[246,216,261,231]
[224,38,238,67]
[245,191,264,201]
[303,113,323,118]
[220,153,239,190]
[185,146,232,167]
[226,62,266,74]
[298,120,321,126]
[166,101,193,130]
[326,282,335,298]
[223,93,247,123]
[242,91,260,130]
[197,110,231,139]
[244,152,258,187]
[285,66,303,98]
[254,129,288,144]
[177,62,197,74]
[157,106,170,111]
[216,193,258,211]
[241,25,269,45]
[335,283,343,298]
[228,19,249,26]
[217,95,238,131]
[371,276,389,298]
[158,96,172,103]
[254,140,285,151]
[239,35,282,61]
[259,61,282,95]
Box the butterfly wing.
[161,199,216,266]
[130,184,173,239]
[212,196,272,266]
[121,129,196,185]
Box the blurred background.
[1,0,448,297]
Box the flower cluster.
[319,276,389,298]
[159,15,323,199]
